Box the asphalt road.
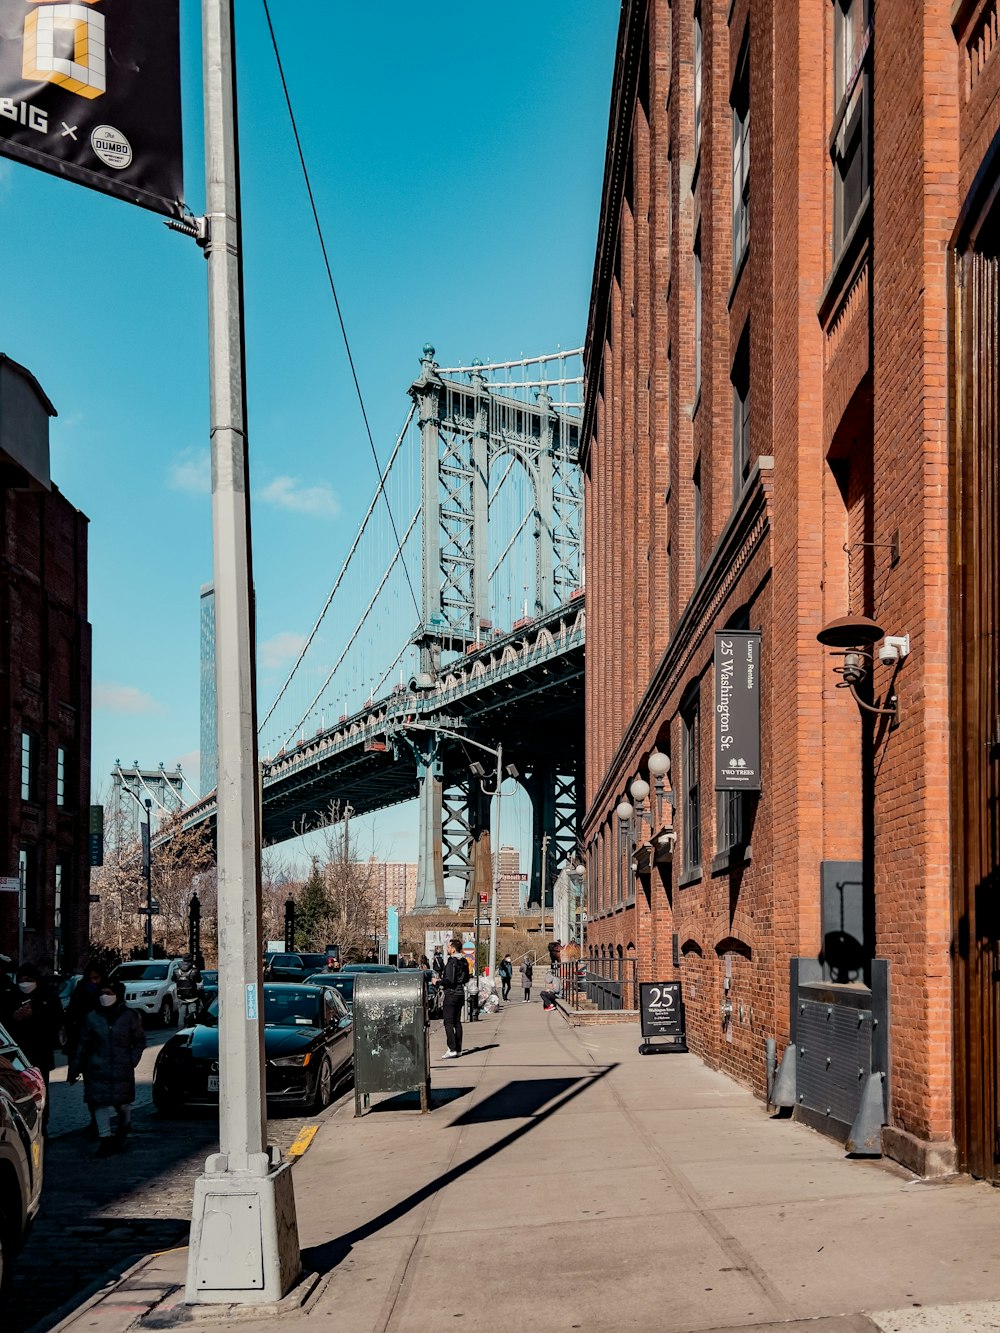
[5,1019,346,1333]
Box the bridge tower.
[408,345,583,912]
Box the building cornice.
[580,0,649,470]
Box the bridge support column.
[465,784,493,909]
[396,729,446,912]
[528,765,581,910]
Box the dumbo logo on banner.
[0,0,183,216]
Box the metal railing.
[557,953,638,1012]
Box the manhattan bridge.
[183,345,585,912]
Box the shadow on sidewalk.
[450,1077,583,1125]
[365,1087,474,1113]
[303,1064,617,1276]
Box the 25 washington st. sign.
[0,0,183,216]
[714,630,761,792]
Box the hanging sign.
[0,1,184,217]
[714,630,761,792]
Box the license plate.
[207,1075,219,1092]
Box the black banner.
[714,629,761,792]
[0,1,183,217]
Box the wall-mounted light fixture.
[616,749,678,876]
[817,613,908,723]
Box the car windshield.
[305,974,354,1002]
[204,987,323,1028]
[341,964,395,973]
[113,963,169,982]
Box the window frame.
[693,457,703,576]
[693,3,703,163]
[682,691,702,872]
[694,231,703,397]
[731,34,750,273]
[20,731,37,803]
[56,745,67,808]
[831,0,872,261]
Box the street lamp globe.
[647,750,670,778]
[629,777,650,802]
[616,800,634,822]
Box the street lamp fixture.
[816,613,908,723]
[616,750,678,879]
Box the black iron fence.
[557,952,638,1012]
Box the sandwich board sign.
[638,981,687,1055]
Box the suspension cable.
[261,0,420,623]
[258,405,415,733]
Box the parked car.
[262,952,329,983]
[0,1020,45,1293]
[56,974,82,1012]
[338,963,397,974]
[110,959,183,1027]
[152,983,353,1114]
[303,972,357,1009]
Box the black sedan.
[304,972,356,1009]
[152,983,352,1115]
[0,1020,45,1291]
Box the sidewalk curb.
[42,1251,158,1333]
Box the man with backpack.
[434,937,470,1059]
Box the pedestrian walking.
[432,946,445,978]
[498,953,513,1002]
[434,937,470,1059]
[68,979,145,1158]
[2,964,63,1102]
[519,956,533,1002]
[65,962,108,1140]
[175,954,202,1025]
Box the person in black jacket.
[433,937,470,1059]
[68,979,145,1157]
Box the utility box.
[353,972,431,1116]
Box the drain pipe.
[765,1037,777,1109]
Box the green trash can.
[353,971,431,1115]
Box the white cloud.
[93,682,164,715]
[168,447,211,495]
[258,475,340,519]
[260,631,308,671]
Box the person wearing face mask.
[65,962,109,1139]
[68,979,145,1157]
[2,963,63,1127]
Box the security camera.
[877,642,898,666]
[877,634,910,667]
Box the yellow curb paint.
[287,1124,320,1158]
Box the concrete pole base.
[185,1156,301,1305]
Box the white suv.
[110,959,182,1027]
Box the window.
[832,0,871,257]
[682,692,701,870]
[56,746,67,807]
[693,4,703,161]
[20,732,36,802]
[718,789,745,857]
[694,232,702,395]
[54,862,64,969]
[732,328,751,497]
[18,846,37,930]
[693,458,703,574]
[731,35,750,270]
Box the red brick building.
[0,355,91,973]
[583,0,1000,1178]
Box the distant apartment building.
[199,583,216,795]
[0,355,91,971]
[493,845,522,914]
[361,858,417,928]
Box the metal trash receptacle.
[353,971,431,1116]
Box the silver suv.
[110,959,182,1027]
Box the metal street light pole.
[185,0,300,1304]
[539,833,549,943]
[143,799,153,958]
[487,743,502,984]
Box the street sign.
[479,893,488,904]
[0,876,19,894]
[138,899,161,915]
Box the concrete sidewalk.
[50,1001,1000,1333]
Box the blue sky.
[2,0,618,872]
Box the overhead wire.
[260,0,420,630]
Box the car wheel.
[308,1055,333,1113]
[159,997,175,1029]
